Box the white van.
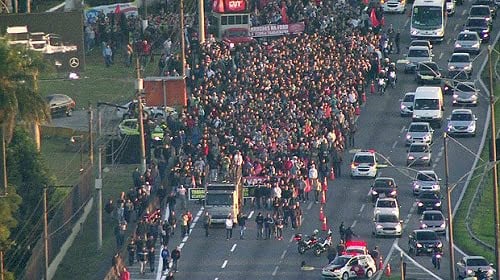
[412,87,444,128]
[6,26,29,46]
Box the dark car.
[464,17,491,42]
[408,229,443,255]
[45,94,75,117]
[416,191,442,213]
[370,177,398,203]
[415,61,442,85]
[472,0,497,18]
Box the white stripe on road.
[156,205,171,280]
[394,243,444,279]
[454,24,459,31]
[221,260,228,268]
[248,210,254,219]
[446,38,451,45]
[351,220,357,228]
[392,141,398,149]
[461,9,466,15]
[182,236,188,243]
[178,242,185,249]
[374,239,398,280]
[280,250,287,260]
[400,126,406,133]
[230,244,237,252]
[289,235,295,243]
[272,266,279,276]
[439,53,444,60]
[359,204,365,213]
[307,201,313,210]
[404,18,410,27]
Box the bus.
[209,12,252,41]
[410,0,447,41]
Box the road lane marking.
[351,220,357,228]
[367,188,372,196]
[289,235,294,243]
[221,260,228,268]
[272,266,279,276]
[280,250,287,260]
[392,141,397,149]
[394,243,444,279]
[230,244,237,252]
[179,242,185,249]
[182,236,188,243]
[404,18,410,27]
[359,204,365,213]
[400,126,406,133]
[307,201,313,210]
[439,53,444,60]
[374,239,398,280]
[462,9,466,15]
[248,210,254,219]
[447,38,451,45]
[454,24,459,31]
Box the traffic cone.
[385,263,391,277]
[320,191,326,204]
[329,167,335,180]
[355,105,361,116]
[362,92,367,103]
[319,206,325,221]
[370,81,375,94]
[378,256,384,271]
[321,217,328,231]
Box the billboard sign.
[250,22,306,37]
[0,11,85,72]
[212,0,248,13]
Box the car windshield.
[414,99,439,110]
[467,18,488,27]
[470,7,490,15]
[330,256,350,266]
[416,231,438,240]
[420,192,439,199]
[374,179,394,188]
[450,55,469,62]
[423,212,443,221]
[409,124,429,132]
[417,172,437,181]
[456,84,476,92]
[377,200,396,208]
[467,258,489,266]
[46,95,67,103]
[403,94,415,102]
[355,155,375,164]
[451,113,473,121]
[411,41,430,48]
[458,33,479,41]
[206,193,233,206]
[377,214,399,223]
[419,63,438,72]
[410,145,428,152]
[408,49,429,57]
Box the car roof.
[376,197,397,202]
[467,16,488,20]
[459,30,480,35]
[470,4,490,8]
[413,229,436,233]
[374,177,395,181]
[410,122,431,126]
[404,92,415,96]
[422,210,443,215]
[354,150,376,156]
[451,52,470,57]
[409,45,430,51]
[417,170,437,175]
[451,108,473,114]
[410,142,430,147]
[465,256,487,260]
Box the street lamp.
[70,135,84,172]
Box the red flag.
[370,8,380,28]
[281,5,289,24]
[114,4,121,14]
[213,0,225,13]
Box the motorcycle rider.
[377,70,387,94]
[431,248,441,270]
[369,246,380,260]
[255,212,264,239]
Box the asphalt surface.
[167,4,500,280]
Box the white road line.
[221,260,228,268]
[432,162,438,169]
[438,150,443,157]
[289,235,294,243]
[272,266,279,276]
[392,141,397,149]
[374,239,398,280]
[178,242,185,249]
[367,188,372,196]
[446,38,451,45]
[454,24,459,31]
[404,18,410,27]
[156,205,171,280]
[182,236,188,243]
[400,126,406,133]
[230,244,237,252]
[280,250,287,260]
[351,220,357,228]
[439,53,444,60]
[248,210,255,219]
[462,9,466,15]
[394,243,444,279]
[307,201,313,210]
[359,204,365,213]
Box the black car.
[45,94,76,117]
[415,62,442,85]
[416,191,442,213]
[370,177,398,203]
[408,229,443,255]
[472,0,497,17]
[464,17,491,42]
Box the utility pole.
[26,0,30,12]
[198,0,205,44]
[136,56,147,173]
[443,132,455,280]
[43,187,49,280]
[488,45,500,280]
[180,0,186,76]
[0,250,5,280]
[96,109,103,250]
[88,105,94,166]
[1,125,7,196]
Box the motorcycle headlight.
[372,190,378,195]
[435,202,441,207]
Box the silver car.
[453,82,479,106]
[406,122,434,146]
[420,210,446,234]
[400,92,415,117]
[448,53,473,77]
[373,213,403,237]
[454,31,481,55]
[469,5,493,25]
[407,143,432,167]
[404,46,433,73]
[447,108,477,136]
[413,170,441,195]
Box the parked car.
[415,61,442,85]
[447,108,477,137]
[400,92,415,117]
[454,30,482,54]
[456,256,496,279]
[413,170,441,195]
[321,254,377,279]
[408,229,443,255]
[453,81,479,106]
[448,52,473,77]
[370,177,398,203]
[45,94,75,117]
[420,210,446,234]
[407,143,432,167]
[416,191,442,213]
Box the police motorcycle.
[386,62,397,88]
[313,229,333,257]
[295,229,320,254]
[377,70,388,95]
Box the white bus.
[410,0,447,41]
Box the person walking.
[395,31,401,54]
[177,185,187,210]
[148,246,156,273]
[237,212,247,239]
[138,247,148,275]
[161,246,170,273]
[119,266,130,280]
[339,221,346,242]
[171,246,181,272]
[348,123,357,147]
[225,214,234,240]
[181,211,189,237]
[264,213,274,240]
[275,215,284,240]
[255,212,264,239]
[344,226,357,241]
[168,211,177,236]
[127,239,136,266]
[103,44,113,67]
[203,211,212,237]
[161,221,171,246]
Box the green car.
[118,119,164,140]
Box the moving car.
[373,213,403,237]
[464,17,491,42]
[415,61,442,85]
[472,0,497,17]
[446,0,456,15]
[447,108,477,137]
[420,210,446,234]
[409,40,433,51]
[404,46,433,73]
[350,150,378,178]
[412,170,441,195]
[416,191,442,213]
[408,229,443,255]
[45,94,75,117]
[373,197,400,217]
[453,82,479,106]
[454,30,482,54]
[370,177,398,203]
[407,143,432,167]
[456,256,496,279]
[469,5,493,25]
[321,254,376,279]
[405,122,434,146]
[400,92,415,117]
[448,52,473,77]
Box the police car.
[350,150,378,178]
[321,254,377,279]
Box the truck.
[6,26,30,46]
[204,183,241,224]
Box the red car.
[222,28,255,46]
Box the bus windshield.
[412,6,443,29]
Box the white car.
[405,122,434,146]
[373,213,403,237]
[412,170,441,195]
[374,197,400,217]
[400,92,415,117]
[447,109,477,137]
[321,254,377,279]
[350,150,378,178]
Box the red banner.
[212,0,248,13]
[249,22,305,37]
